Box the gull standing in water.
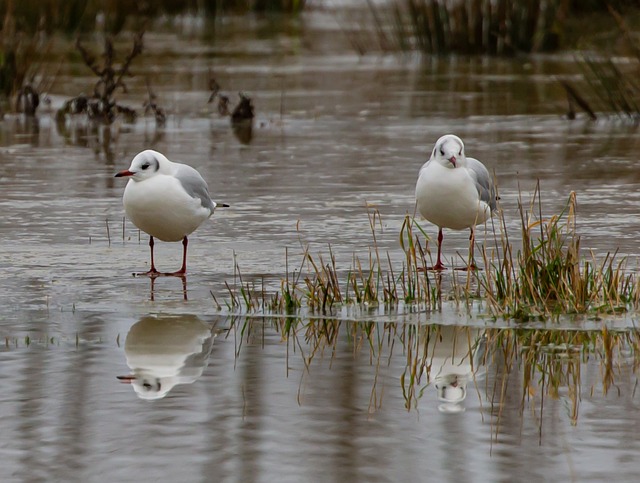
[115,149,227,276]
[415,134,497,270]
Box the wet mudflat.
[1,8,640,483]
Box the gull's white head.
[117,374,174,400]
[114,149,170,182]
[430,134,466,169]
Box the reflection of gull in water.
[117,314,217,400]
[426,326,486,413]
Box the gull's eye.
[439,147,445,156]
[458,149,462,155]
[141,163,150,170]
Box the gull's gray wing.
[467,157,497,212]
[174,163,216,212]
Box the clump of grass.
[398,213,440,306]
[279,247,304,313]
[303,246,343,312]
[220,247,304,315]
[218,185,639,321]
[216,207,440,315]
[347,254,380,305]
[224,255,278,313]
[297,207,444,314]
[480,184,635,320]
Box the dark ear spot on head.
[140,156,159,172]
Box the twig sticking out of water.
[207,72,220,103]
[105,219,111,247]
[143,78,166,127]
[558,79,597,121]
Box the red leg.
[134,236,190,278]
[135,236,161,277]
[455,228,480,271]
[426,228,447,271]
[179,236,188,274]
[164,236,188,277]
[150,236,157,272]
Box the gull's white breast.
[416,162,491,230]
[123,174,212,242]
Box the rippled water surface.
[2,6,640,483]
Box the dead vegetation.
[56,33,144,124]
[208,72,255,143]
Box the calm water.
[1,6,640,483]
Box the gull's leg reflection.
[149,275,155,302]
[180,275,188,301]
[147,274,188,301]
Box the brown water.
[1,7,640,483]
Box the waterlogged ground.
[2,7,640,483]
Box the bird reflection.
[117,314,217,400]
[426,326,486,413]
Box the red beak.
[448,156,457,167]
[114,170,134,178]
[117,375,136,384]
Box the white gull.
[415,134,497,270]
[115,149,227,276]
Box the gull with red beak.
[115,149,227,276]
[415,134,497,270]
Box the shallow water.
[1,6,640,483]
